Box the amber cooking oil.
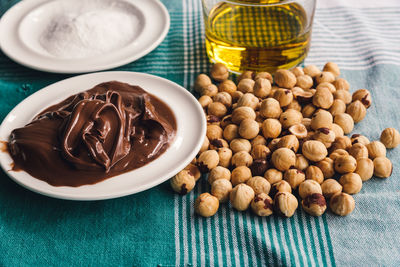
[204,0,311,73]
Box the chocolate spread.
[8,81,176,187]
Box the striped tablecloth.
[0,0,399,266]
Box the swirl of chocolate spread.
[8,81,176,187]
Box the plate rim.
[0,0,170,74]
[0,71,205,200]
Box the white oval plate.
[0,72,205,200]
[0,0,170,73]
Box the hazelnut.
[208,166,231,184]
[254,72,273,83]
[269,179,292,197]
[277,135,299,153]
[295,154,309,171]
[209,138,228,151]
[211,179,233,203]
[296,75,313,90]
[334,155,357,174]
[302,104,316,118]
[194,74,212,94]
[334,90,352,104]
[170,170,196,194]
[284,169,305,189]
[323,62,340,77]
[316,157,335,179]
[295,90,314,105]
[268,138,281,151]
[274,192,298,217]
[251,145,271,159]
[348,143,369,159]
[231,106,256,124]
[302,140,328,162]
[330,193,355,216]
[321,179,343,199]
[312,87,334,109]
[261,119,282,139]
[380,128,400,148]
[218,80,237,95]
[291,67,304,77]
[264,169,283,184]
[331,123,344,138]
[305,165,324,184]
[237,78,255,93]
[199,95,213,108]
[210,63,229,82]
[199,136,210,154]
[260,98,282,118]
[206,115,220,126]
[311,110,333,130]
[206,124,223,140]
[329,99,346,116]
[237,71,253,82]
[313,127,336,145]
[339,173,362,194]
[230,138,251,153]
[197,150,219,173]
[301,193,327,216]
[208,102,228,117]
[274,69,296,88]
[303,65,321,78]
[331,136,352,151]
[271,148,296,171]
[288,124,308,139]
[217,147,232,168]
[286,99,302,112]
[373,157,393,178]
[352,89,372,108]
[329,149,349,161]
[254,78,272,98]
[184,163,201,181]
[213,92,232,108]
[366,141,386,159]
[315,71,335,84]
[279,109,303,129]
[230,184,255,211]
[250,159,269,176]
[239,119,260,139]
[220,115,233,128]
[355,157,374,181]
[333,78,350,91]
[195,193,219,217]
[251,193,274,216]
[346,100,366,123]
[334,113,354,134]
[231,166,252,186]
[251,135,267,147]
[237,93,259,110]
[316,82,336,93]
[246,176,271,195]
[231,151,253,167]
[223,124,239,142]
[299,180,322,199]
[274,89,293,107]
[201,84,218,97]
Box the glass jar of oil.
[202,0,316,73]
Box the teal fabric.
[1,0,400,266]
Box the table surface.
[0,0,400,266]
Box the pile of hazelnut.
[170,62,400,218]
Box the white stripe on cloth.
[174,195,180,267]
[317,0,400,8]
[221,208,232,267]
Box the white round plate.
[0,72,205,200]
[0,0,170,73]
